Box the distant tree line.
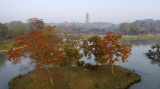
[0,18,44,41]
[119,19,160,35]
[47,22,115,34]
[54,19,160,35]
[1,18,160,41]
[1,19,115,41]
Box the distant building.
[86,13,90,23]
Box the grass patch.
[9,65,141,89]
[0,41,16,51]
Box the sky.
[0,0,160,24]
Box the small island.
[146,43,160,61]
[9,65,141,89]
[6,26,141,89]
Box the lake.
[0,39,160,89]
[0,54,34,89]
[80,39,160,89]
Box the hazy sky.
[0,0,160,24]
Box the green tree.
[130,25,141,35]
[120,22,131,35]
[26,18,44,31]
[154,22,160,32]
[6,28,21,39]
[0,29,2,37]
[7,21,26,28]
[140,21,150,34]
[63,39,81,84]
[6,21,27,35]
[0,23,8,39]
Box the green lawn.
[9,65,141,89]
[0,41,16,52]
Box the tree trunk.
[13,39,14,44]
[44,66,54,86]
[69,63,71,84]
[111,64,113,74]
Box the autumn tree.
[82,35,105,65]
[99,31,132,73]
[7,26,64,86]
[63,38,81,84]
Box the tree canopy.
[7,26,64,85]
[26,18,44,31]
[82,31,132,73]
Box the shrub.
[13,43,18,47]
[60,61,68,67]
[77,61,84,66]
[84,63,99,71]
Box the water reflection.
[119,38,160,89]
[0,39,160,89]
[0,53,7,69]
[120,38,160,46]
[150,59,160,67]
[0,54,33,89]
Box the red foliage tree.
[82,31,132,73]
[7,26,64,86]
[82,35,104,65]
[99,31,132,73]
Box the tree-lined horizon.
[1,18,160,42]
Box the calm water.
[0,54,34,89]
[0,39,160,89]
[80,39,160,89]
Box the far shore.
[0,41,15,53]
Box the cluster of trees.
[0,18,44,41]
[46,21,113,29]
[47,22,114,34]
[119,19,160,35]
[82,31,132,73]
[7,25,132,86]
[0,23,8,40]
[49,19,160,36]
[2,18,160,41]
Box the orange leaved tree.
[7,26,64,86]
[82,35,106,65]
[99,31,132,73]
